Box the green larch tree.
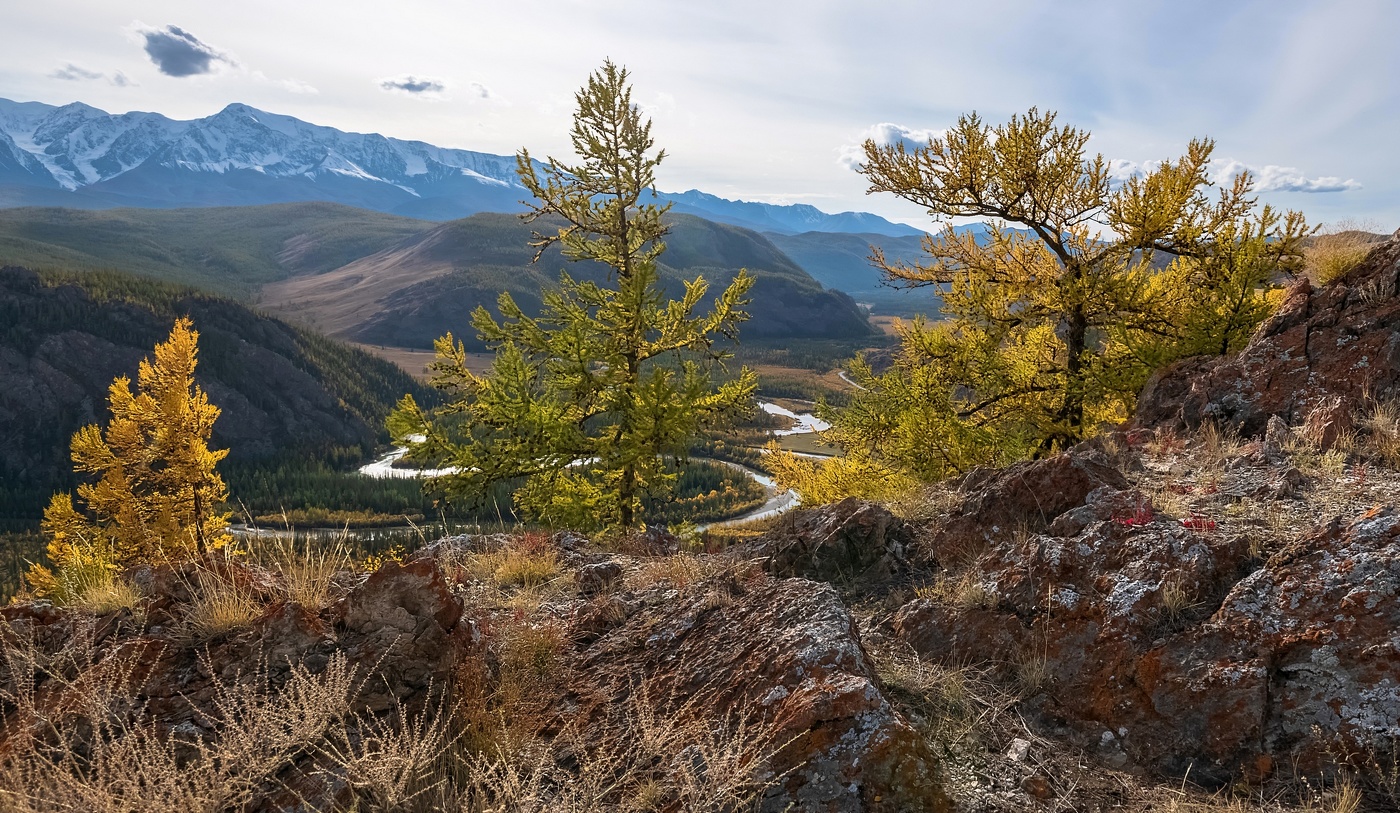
[389,61,756,530]
[824,108,1308,482]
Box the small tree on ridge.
[389,61,757,530]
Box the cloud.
[50,64,101,81]
[379,75,447,96]
[466,81,492,99]
[50,63,136,86]
[838,122,947,170]
[1112,157,1361,194]
[1211,159,1362,194]
[133,24,234,77]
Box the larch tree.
[389,61,756,530]
[824,108,1308,481]
[28,317,230,599]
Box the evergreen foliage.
[27,318,231,599]
[390,62,758,530]
[0,265,431,526]
[826,108,1309,481]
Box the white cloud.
[1211,158,1362,194]
[1107,156,1360,194]
[838,122,946,170]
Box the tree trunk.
[192,486,208,555]
[1045,306,1089,453]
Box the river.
[353,401,827,528]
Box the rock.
[575,561,623,596]
[1020,774,1052,800]
[926,448,1130,565]
[332,559,469,711]
[1301,395,1355,449]
[1262,415,1293,462]
[744,498,915,584]
[1005,738,1032,763]
[559,577,952,812]
[1133,237,1400,437]
[889,497,1400,784]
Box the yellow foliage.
[764,442,919,506]
[26,318,231,599]
[831,107,1309,483]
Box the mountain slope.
[0,265,430,523]
[0,97,921,236]
[661,189,924,238]
[0,202,432,296]
[261,212,875,349]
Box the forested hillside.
[0,265,431,526]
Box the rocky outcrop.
[1134,235,1400,438]
[887,463,1400,784]
[1,544,950,811]
[925,448,1129,564]
[744,497,916,584]
[559,577,950,813]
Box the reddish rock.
[889,497,1400,784]
[560,577,951,812]
[745,497,915,584]
[926,449,1129,564]
[1134,237,1400,436]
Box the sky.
[2,0,1397,230]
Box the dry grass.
[0,604,786,813]
[1014,646,1051,699]
[184,569,264,638]
[71,577,144,616]
[0,627,359,813]
[1360,397,1400,468]
[1305,222,1384,285]
[625,554,708,591]
[253,535,352,610]
[1158,577,1201,629]
[492,546,559,589]
[916,571,997,611]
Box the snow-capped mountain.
[0,97,921,236]
[0,98,525,218]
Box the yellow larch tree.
[27,317,230,599]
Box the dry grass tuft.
[184,569,264,638]
[492,546,559,589]
[916,571,997,611]
[1360,397,1400,468]
[1305,222,1384,285]
[71,577,144,616]
[253,535,352,610]
[626,554,709,591]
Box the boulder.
[1134,236,1400,437]
[889,497,1400,783]
[744,497,915,584]
[559,577,951,812]
[926,448,1129,565]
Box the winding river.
[355,401,829,528]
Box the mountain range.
[0,97,922,238]
[0,202,876,348]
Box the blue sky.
[2,0,1396,230]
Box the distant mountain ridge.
[0,97,921,237]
